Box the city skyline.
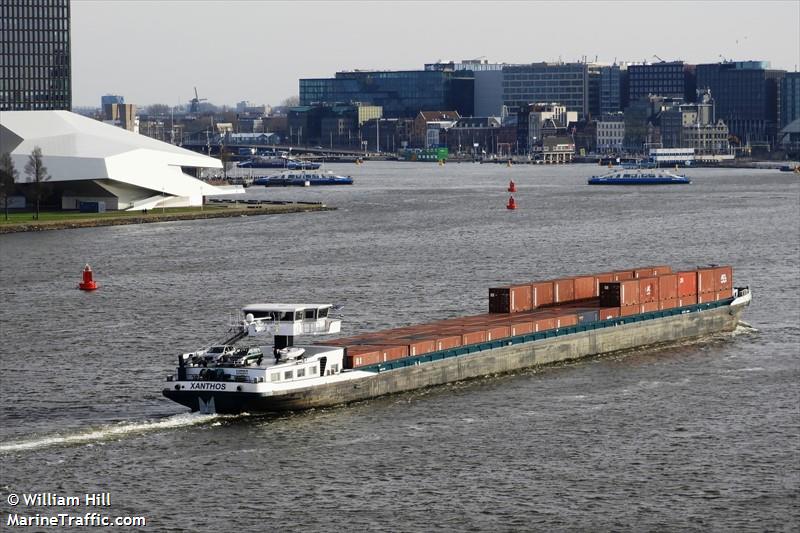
[71,0,799,108]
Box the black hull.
[162,389,308,414]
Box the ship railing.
[357,296,738,373]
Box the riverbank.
[0,202,333,234]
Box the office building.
[596,112,625,153]
[599,64,623,114]
[780,72,800,129]
[627,61,696,103]
[502,63,590,118]
[0,0,71,111]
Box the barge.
[163,265,751,414]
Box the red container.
[531,281,554,308]
[677,294,698,307]
[620,279,640,306]
[435,335,462,351]
[613,270,635,281]
[638,277,659,304]
[659,299,678,310]
[594,273,615,295]
[676,271,698,297]
[620,305,639,317]
[599,307,620,320]
[639,301,659,313]
[697,268,717,294]
[698,292,719,304]
[408,340,436,357]
[659,274,678,301]
[534,317,556,331]
[573,275,595,300]
[344,349,382,368]
[715,266,733,292]
[489,285,533,313]
[553,278,575,303]
[717,288,733,300]
[633,265,672,278]
[487,325,511,341]
[462,330,487,345]
[556,314,578,327]
[510,321,534,336]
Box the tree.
[281,95,300,107]
[0,152,18,221]
[24,146,50,220]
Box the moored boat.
[163,265,751,414]
[252,170,354,187]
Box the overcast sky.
[71,0,800,108]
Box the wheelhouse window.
[270,373,280,382]
[284,370,294,380]
[304,309,317,320]
[318,307,329,318]
[310,366,318,375]
[297,368,306,378]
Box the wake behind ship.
[163,265,751,414]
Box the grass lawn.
[0,206,230,225]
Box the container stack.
[325,265,734,369]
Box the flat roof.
[242,303,332,313]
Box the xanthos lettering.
[190,383,227,391]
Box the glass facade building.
[0,0,71,111]
[627,61,695,103]
[780,72,800,129]
[502,63,589,118]
[300,70,474,118]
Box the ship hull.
[163,300,746,414]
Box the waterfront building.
[0,0,71,111]
[779,72,800,129]
[658,90,729,154]
[412,111,460,149]
[623,95,665,153]
[426,59,506,117]
[599,64,623,115]
[287,103,382,148]
[538,136,575,163]
[516,103,576,154]
[502,63,590,118]
[696,61,785,147]
[0,111,233,210]
[627,61,696,104]
[596,112,625,153]
[299,69,474,118]
[445,116,503,155]
[360,118,413,152]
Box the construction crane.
[190,87,207,113]
[653,54,664,62]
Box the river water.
[1,162,798,531]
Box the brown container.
[620,304,640,316]
[553,278,575,303]
[620,279,640,306]
[638,277,660,304]
[407,340,436,357]
[487,325,511,341]
[659,299,678,310]
[509,321,534,336]
[613,270,635,281]
[573,275,596,300]
[531,281,554,308]
[594,273,615,295]
[697,267,717,294]
[676,271,698,297]
[344,349,382,368]
[534,317,556,332]
[698,292,719,304]
[633,265,672,278]
[677,294,698,307]
[717,287,733,300]
[639,301,660,313]
[599,307,620,320]
[659,274,678,301]
[556,314,578,327]
[489,285,533,313]
[435,335,462,351]
[715,266,733,292]
[461,329,487,345]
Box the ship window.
[310,366,318,375]
[270,372,280,382]
[331,364,339,373]
[297,368,306,378]
[304,309,316,320]
[284,370,294,380]
[318,308,329,318]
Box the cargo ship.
[163,265,751,414]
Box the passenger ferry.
[252,170,354,187]
[588,167,691,185]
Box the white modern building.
[596,112,625,153]
[0,110,241,211]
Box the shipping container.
[533,317,556,332]
[633,265,672,278]
[487,325,511,341]
[677,294,698,307]
[717,287,733,300]
[594,273,615,295]
[599,280,639,307]
[658,274,678,301]
[697,292,719,304]
[613,270,635,281]
[553,278,575,303]
[344,349,382,368]
[462,330,487,345]
[407,339,436,357]
[576,310,599,323]
[638,277,660,304]
[659,299,678,310]
[435,335,462,351]
[715,266,733,292]
[573,276,595,300]
[697,267,717,294]
[531,281,554,308]
[599,307,620,320]
[509,320,534,336]
[599,282,620,307]
[639,301,659,313]
[676,271,698,297]
[556,314,578,327]
[489,285,533,313]
[620,304,640,317]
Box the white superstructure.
[0,110,243,211]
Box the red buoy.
[508,180,516,192]
[78,264,98,291]
[506,196,517,210]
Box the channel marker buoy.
[508,180,516,192]
[506,196,517,210]
[78,264,98,291]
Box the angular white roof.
[0,110,235,210]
